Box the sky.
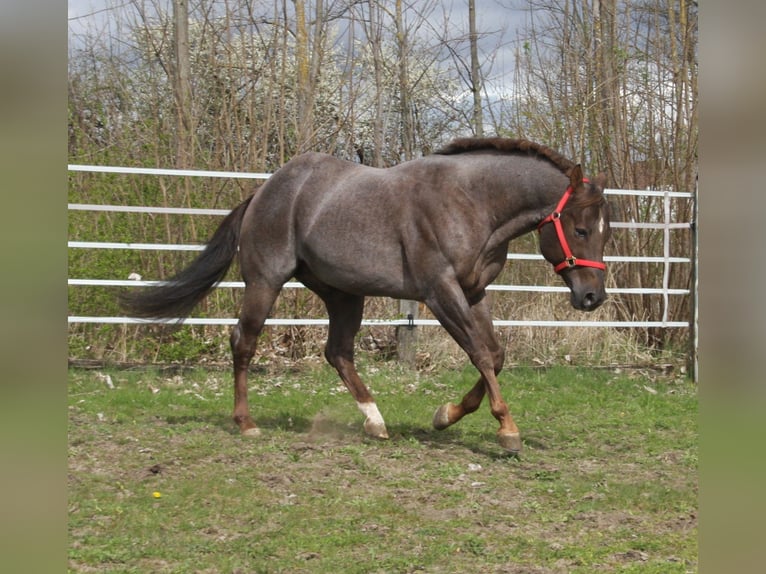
[68,0,126,28]
[67,0,526,34]
[68,0,526,96]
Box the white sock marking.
[357,401,385,427]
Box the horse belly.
[300,237,413,299]
[293,168,420,297]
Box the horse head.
[538,165,610,312]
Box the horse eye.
[575,228,588,238]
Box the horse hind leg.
[230,284,281,437]
[321,290,389,440]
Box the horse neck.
[487,159,571,237]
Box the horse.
[121,137,611,453]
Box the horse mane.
[435,136,576,172]
[435,137,604,208]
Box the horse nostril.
[583,292,596,309]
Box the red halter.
[537,179,607,274]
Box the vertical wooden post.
[397,299,418,367]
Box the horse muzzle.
[566,269,607,312]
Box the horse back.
[237,151,507,299]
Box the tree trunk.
[394,0,418,364]
[293,0,312,150]
[396,0,413,160]
[468,0,483,136]
[172,0,193,169]
[368,0,385,167]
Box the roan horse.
[122,137,610,453]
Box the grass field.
[68,361,697,573]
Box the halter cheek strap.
[537,179,607,274]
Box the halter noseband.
[537,178,607,274]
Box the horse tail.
[120,195,253,319]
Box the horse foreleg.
[432,377,486,430]
[230,284,280,436]
[433,366,521,453]
[427,287,521,453]
[446,366,520,453]
[483,372,521,453]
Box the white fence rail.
[68,165,695,330]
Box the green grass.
[68,363,697,573]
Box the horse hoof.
[432,403,454,430]
[241,427,262,437]
[497,431,522,454]
[364,419,390,440]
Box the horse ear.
[594,172,608,189]
[569,164,584,190]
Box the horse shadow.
[162,409,548,460]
